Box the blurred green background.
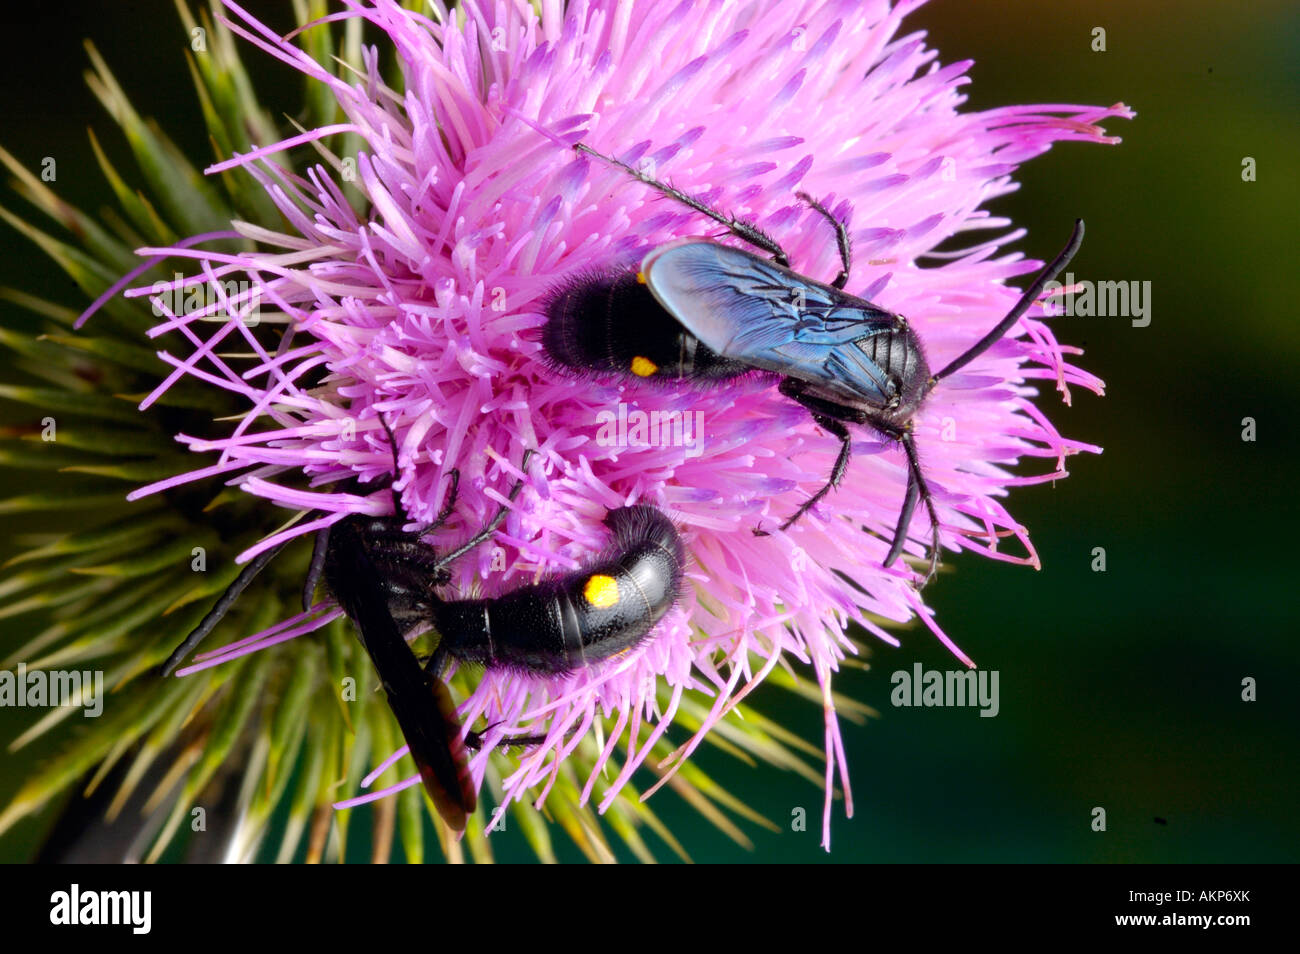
[1,0,1295,862]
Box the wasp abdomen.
[436,505,685,674]
[541,268,749,383]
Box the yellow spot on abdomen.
[583,574,620,608]
[630,355,659,377]
[636,271,647,284]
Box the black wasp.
[544,141,1085,582]
[162,429,686,831]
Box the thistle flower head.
[18,0,1130,856]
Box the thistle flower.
[1,0,1129,860]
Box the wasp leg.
[374,413,461,534]
[767,381,943,583]
[464,725,555,751]
[884,469,920,569]
[898,429,942,585]
[422,645,449,678]
[397,469,462,541]
[752,380,858,534]
[871,421,941,584]
[417,654,550,745]
[753,425,853,537]
[796,191,852,289]
[575,142,791,266]
[430,470,460,528]
[431,449,534,571]
[775,412,852,531]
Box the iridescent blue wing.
[641,239,899,403]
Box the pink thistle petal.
[174,606,344,676]
[333,775,421,811]
[128,0,1129,846]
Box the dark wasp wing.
[641,239,903,404]
[326,521,476,831]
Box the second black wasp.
[162,426,686,831]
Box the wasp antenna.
[932,219,1085,384]
[160,540,289,676]
[375,412,403,518]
